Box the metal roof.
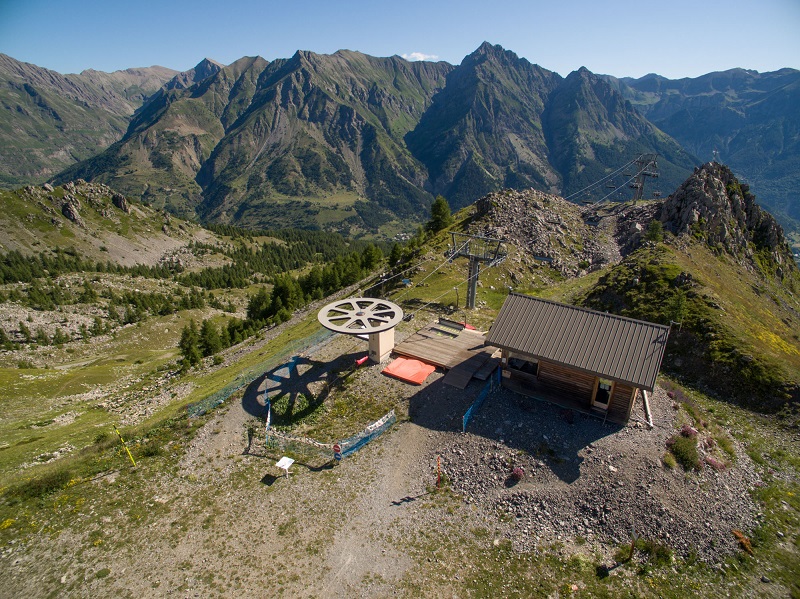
[485,293,670,391]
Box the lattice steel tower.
[447,233,507,309]
[629,154,659,202]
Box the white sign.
[276,456,295,477]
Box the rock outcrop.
[17,180,137,228]
[61,196,84,227]
[659,162,796,278]
[112,192,130,213]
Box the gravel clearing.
[283,325,762,565]
[433,385,761,561]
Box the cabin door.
[592,378,614,411]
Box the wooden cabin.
[485,293,670,423]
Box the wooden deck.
[442,349,500,389]
[394,325,486,368]
[393,322,500,388]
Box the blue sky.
[1,0,798,78]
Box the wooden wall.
[537,361,594,401]
[499,352,639,423]
[609,382,636,421]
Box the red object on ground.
[382,356,436,385]
[459,322,476,330]
[355,355,369,366]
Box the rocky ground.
[468,189,660,280]
[438,386,760,562]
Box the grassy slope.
[0,85,128,187]
[0,309,199,488]
[0,185,210,265]
[580,240,800,410]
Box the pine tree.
[388,243,403,266]
[35,328,50,345]
[427,195,454,232]
[361,244,383,270]
[80,280,98,303]
[52,328,69,345]
[199,319,222,357]
[247,287,271,321]
[179,320,202,368]
[219,325,231,349]
[0,328,13,350]
[90,316,105,336]
[645,219,664,242]
[667,290,687,324]
[18,321,32,343]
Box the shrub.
[732,530,753,555]
[636,538,673,566]
[680,424,698,438]
[511,466,524,481]
[11,467,73,500]
[666,434,701,471]
[140,440,162,457]
[644,220,664,243]
[662,452,677,469]
[705,456,726,472]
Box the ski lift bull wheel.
[317,298,403,334]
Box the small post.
[627,526,640,561]
[113,425,136,468]
[436,455,442,489]
[265,397,272,447]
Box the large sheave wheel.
[317,298,403,334]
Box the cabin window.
[508,356,538,376]
[593,378,613,409]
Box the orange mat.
[382,356,436,385]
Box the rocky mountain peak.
[164,57,223,90]
[563,66,605,89]
[193,58,224,79]
[659,162,796,278]
[464,42,522,68]
[473,41,502,56]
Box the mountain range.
[1,43,797,235]
[604,67,800,229]
[0,53,177,187]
